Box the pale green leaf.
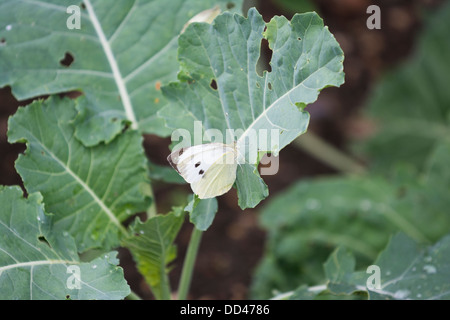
[0,186,130,300]
[122,209,184,299]
[160,8,344,208]
[7,96,151,251]
[0,0,243,146]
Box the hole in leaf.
[226,2,235,9]
[66,294,71,300]
[256,38,272,77]
[121,122,130,133]
[60,52,75,67]
[62,90,83,99]
[256,82,260,88]
[0,38,6,45]
[38,235,51,247]
[80,2,86,9]
[297,37,302,41]
[210,79,218,90]
[268,82,272,90]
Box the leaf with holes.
[0,0,242,146]
[0,186,130,300]
[7,96,151,252]
[160,8,344,208]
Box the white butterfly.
[167,143,240,199]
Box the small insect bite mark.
[195,162,201,168]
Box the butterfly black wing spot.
[199,169,204,175]
[195,161,201,168]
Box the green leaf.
[327,233,450,300]
[279,233,450,300]
[185,195,218,231]
[148,161,185,185]
[0,186,130,300]
[250,175,394,298]
[360,2,450,171]
[160,8,344,208]
[122,209,184,300]
[7,96,151,251]
[324,247,367,296]
[0,0,243,146]
[287,285,319,300]
[324,247,356,283]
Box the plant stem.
[177,227,203,300]
[294,131,367,175]
[146,185,157,218]
[159,265,172,300]
[126,290,142,300]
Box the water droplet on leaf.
[423,265,437,274]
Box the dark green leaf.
[122,209,184,299]
[185,195,218,231]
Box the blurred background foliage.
[250,0,450,299]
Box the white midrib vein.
[84,0,138,130]
[236,73,293,146]
[236,58,335,147]
[30,131,127,235]
[0,260,78,273]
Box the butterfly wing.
[191,158,238,199]
[167,143,238,198]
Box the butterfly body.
[167,143,239,199]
